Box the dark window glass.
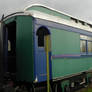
[36,27,50,47]
[38,36,44,47]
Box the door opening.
[36,26,51,82]
[4,21,16,74]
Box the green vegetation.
[87,88,92,92]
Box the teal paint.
[50,28,92,79]
[51,28,80,55]
[26,5,71,20]
[16,16,34,82]
[4,15,34,82]
[52,57,92,79]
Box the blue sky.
[0,0,92,22]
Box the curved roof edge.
[24,4,90,24]
[24,4,72,18]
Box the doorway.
[4,21,16,74]
[36,26,51,82]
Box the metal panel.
[16,16,34,82]
[34,20,92,80]
[52,57,92,79]
[51,28,80,55]
[25,5,70,20]
[34,24,47,82]
[50,28,92,79]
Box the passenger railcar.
[0,4,92,92]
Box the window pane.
[38,36,44,47]
[88,41,92,52]
[80,40,86,53]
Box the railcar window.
[80,40,86,53]
[80,35,92,54]
[38,36,44,47]
[36,27,50,47]
[88,41,92,52]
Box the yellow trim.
[45,35,51,52]
[45,35,50,92]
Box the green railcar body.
[25,5,92,80]
[4,15,34,82]
[16,16,34,82]
[50,28,92,79]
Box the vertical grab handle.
[45,35,50,92]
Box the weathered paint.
[16,16,34,82]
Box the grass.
[87,88,92,92]
[75,87,92,92]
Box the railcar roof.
[1,4,92,32]
[24,4,92,32]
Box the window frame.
[36,26,50,48]
[80,39,87,55]
[87,40,92,54]
[80,37,92,55]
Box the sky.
[0,0,92,23]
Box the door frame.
[34,25,52,82]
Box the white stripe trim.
[25,10,92,32]
[24,4,92,24]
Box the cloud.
[0,0,92,22]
